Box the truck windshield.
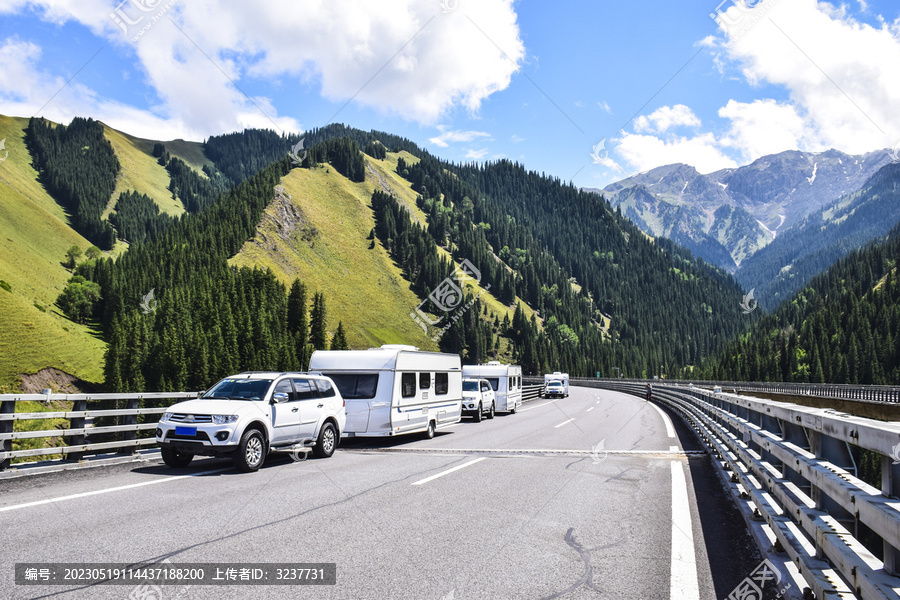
[462,381,479,392]
[204,378,273,400]
[326,374,379,399]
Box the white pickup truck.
[461,377,496,422]
[156,372,347,472]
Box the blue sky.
[1,0,898,188]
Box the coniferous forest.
[700,223,900,384]
[36,118,900,390]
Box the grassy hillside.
[102,124,186,218]
[231,153,532,353]
[0,115,106,391]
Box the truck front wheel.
[233,429,266,472]
[161,446,193,468]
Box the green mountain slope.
[0,115,106,390]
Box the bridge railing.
[577,377,900,404]
[521,384,543,402]
[590,380,900,600]
[0,392,200,471]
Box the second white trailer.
[309,345,462,438]
[461,361,523,413]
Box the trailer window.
[401,373,417,398]
[325,374,379,399]
[486,378,500,392]
[435,373,449,395]
[419,372,431,389]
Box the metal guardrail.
[0,392,200,470]
[578,377,900,404]
[521,384,543,402]
[1,387,546,470]
[590,380,900,600]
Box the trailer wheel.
[487,402,495,419]
[424,420,436,439]
[474,403,483,422]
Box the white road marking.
[670,461,700,599]
[649,402,676,438]
[412,457,486,486]
[0,468,231,513]
[553,418,575,428]
[670,445,678,452]
[520,400,558,412]
[586,407,595,412]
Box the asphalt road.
[0,387,760,600]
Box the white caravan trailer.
[308,345,462,438]
[461,362,523,413]
[544,372,569,397]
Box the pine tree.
[310,292,329,350]
[331,322,349,350]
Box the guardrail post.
[884,455,900,575]
[67,397,87,463]
[812,431,858,537]
[1,397,13,470]
[119,397,139,455]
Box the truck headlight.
[212,415,238,424]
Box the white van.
[461,362,523,413]
[544,372,569,398]
[309,345,462,438]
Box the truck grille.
[170,414,212,423]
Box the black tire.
[160,446,193,468]
[313,422,338,458]
[487,402,495,419]
[474,403,483,422]
[233,429,266,472]
[511,407,517,414]
[424,420,436,439]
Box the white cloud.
[0,0,525,137]
[510,134,525,143]
[607,0,900,176]
[714,0,900,153]
[616,131,738,174]
[634,104,701,134]
[429,128,492,148]
[465,148,489,160]
[597,101,611,113]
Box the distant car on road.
[461,378,496,421]
[543,380,567,399]
[156,372,347,472]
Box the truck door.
[270,379,300,444]
[293,378,322,440]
